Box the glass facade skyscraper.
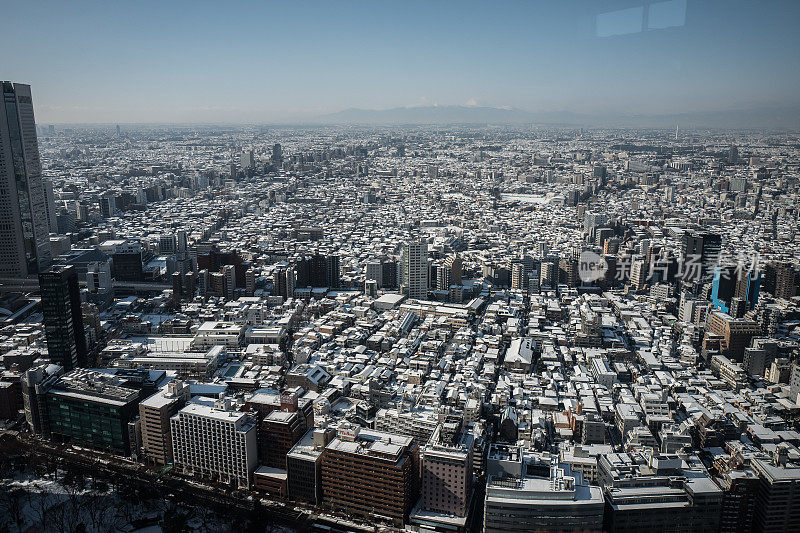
[39,265,87,370]
[0,82,51,277]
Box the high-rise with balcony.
[0,82,51,277]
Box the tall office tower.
[259,392,306,469]
[706,311,762,362]
[175,230,190,275]
[583,211,608,240]
[383,259,398,288]
[298,254,332,288]
[99,191,117,218]
[734,268,761,309]
[41,177,58,233]
[86,259,113,309]
[730,176,748,192]
[728,145,738,165]
[402,240,428,300]
[681,231,721,281]
[436,263,452,291]
[595,227,614,248]
[427,164,438,180]
[113,240,144,281]
[711,266,738,313]
[222,264,236,299]
[765,262,796,300]
[240,149,255,169]
[245,268,256,296]
[540,261,556,289]
[537,241,549,258]
[273,264,296,300]
[159,233,176,254]
[38,265,87,371]
[171,272,183,303]
[444,254,462,284]
[326,254,340,288]
[271,143,283,165]
[0,82,52,276]
[751,452,800,533]
[603,237,620,255]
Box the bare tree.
[31,486,56,532]
[0,486,29,532]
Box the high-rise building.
[241,149,255,169]
[764,262,796,300]
[222,264,236,299]
[583,211,609,240]
[259,392,306,469]
[0,82,52,276]
[273,264,295,300]
[511,261,527,290]
[271,143,283,166]
[170,400,258,488]
[39,265,87,371]
[681,231,721,281]
[706,311,762,362]
[139,380,190,466]
[86,259,113,309]
[711,266,738,313]
[366,260,383,287]
[483,463,604,533]
[418,424,474,519]
[751,453,800,533]
[112,240,144,281]
[630,258,648,291]
[321,425,419,526]
[99,191,117,218]
[402,240,428,300]
[41,177,58,234]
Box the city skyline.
[3,1,800,531]
[3,1,800,125]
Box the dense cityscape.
[1,78,800,532]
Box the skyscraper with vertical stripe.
[0,82,51,277]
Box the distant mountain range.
[318,104,800,129]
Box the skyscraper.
[402,240,428,300]
[0,82,52,276]
[39,265,87,370]
[681,231,721,281]
[271,143,283,166]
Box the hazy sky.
[3,0,799,123]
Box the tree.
[162,504,190,533]
[0,487,29,532]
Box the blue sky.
[3,0,799,123]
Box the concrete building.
[321,425,419,526]
[483,464,604,533]
[170,400,258,488]
[402,240,428,300]
[139,380,190,466]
